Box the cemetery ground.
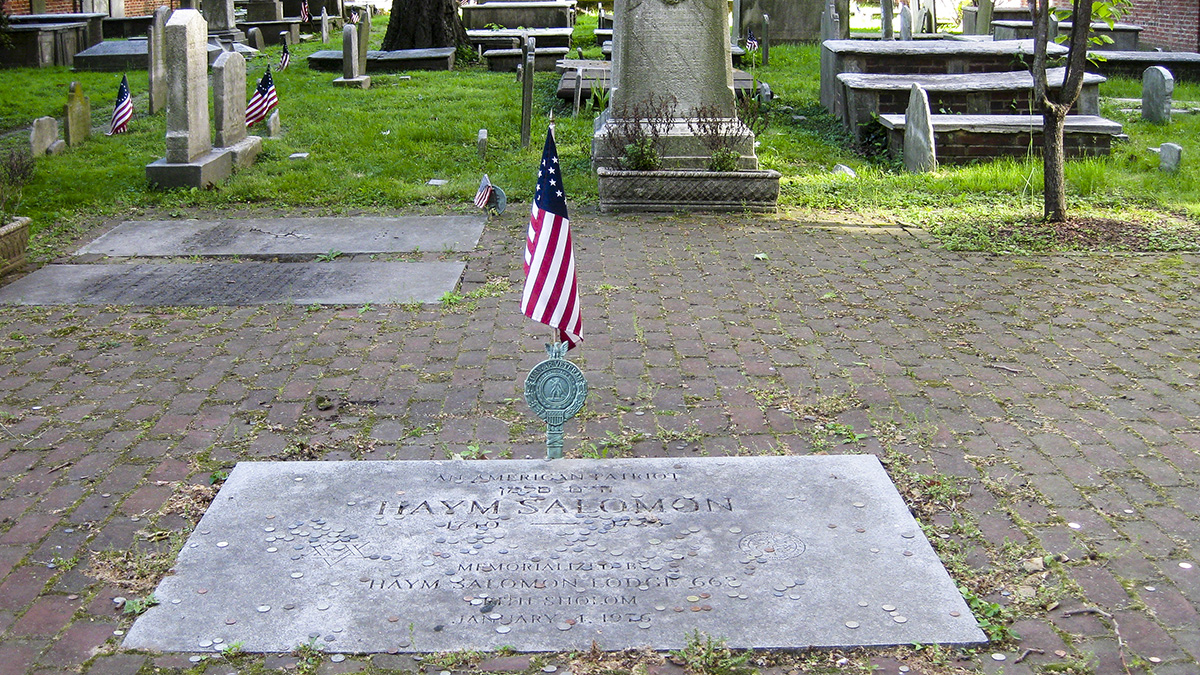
[0,12,1199,675]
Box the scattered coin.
[991,653,1006,662]
[331,655,346,663]
[257,605,270,613]
[881,604,896,612]
[1067,522,1081,530]
[1181,562,1194,570]
[225,618,237,625]
[845,621,859,629]
[893,616,907,623]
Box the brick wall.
[1128,0,1200,52]
[4,0,176,17]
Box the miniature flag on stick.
[245,68,279,128]
[521,127,581,349]
[107,74,133,135]
[348,9,360,23]
[746,29,759,51]
[474,174,494,209]
[278,43,291,71]
[300,0,310,21]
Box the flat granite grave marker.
[123,456,986,653]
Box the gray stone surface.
[333,24,370,87]
[73,38,150,71]
[247,26,265,50]
[306,47,456,72]
[30,116,59,157]
[64,82,90,147]
[212,51,248,148]
[975,0,993,34]
[321,6,329,42]
[1142,65,1173,124]
[148,6,169,114]
[819,0,840,112]
[122,456,985,652]
[902,84,935,172]
[267,110,282,137]
[0,261,466,306]
[356,10,370,77]
[164,10,212,164]
[899,4,912,41]
[78,216,486,256]
[738,0,819,43]
[145,148,233,188]
[1159,142,1182,172]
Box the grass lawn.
[1,12,1198,258]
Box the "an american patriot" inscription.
[123,457,986,653]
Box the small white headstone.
[1142,66,1174,124]
[1159,142,1182,172]
[899,4,912,40]
[831,163,857,177]
[267,110,282,137]
[212,51,247,148]
[30,116,60,157]
[289,152,310,160]
[320,7,330,43]
[903,83,936,172]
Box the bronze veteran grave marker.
[124,456,986,653]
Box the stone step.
[877,113,1124,164]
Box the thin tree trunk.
[382,0,467,51]
[1042,102,1068,222]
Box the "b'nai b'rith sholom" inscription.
[124,457,986,653]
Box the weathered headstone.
[30,117,62,157]
[1159,142,1182,172]
[520,36,535,149]
[118,456,987,653]
[246,0,284,21]
[356,10,371,77]
[212,51,262,168]
[975,0,993,35]
[321,7,330,43]
[202,0,245,43]
[899,4,912,40]
[148,5,170,115]
[333,24,370,88]
[267,110,282,137]
[477,128,487,160]
[819,0,841,112]
[146,9,234,188]
[881,0,893,39]
[573,68,583,115]
[247,27,265,50]
[279,30,291,46]
[64,82,91,147]
[760,13,769,66]
[903,83,936,172]
[1142,65,1173,124]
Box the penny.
[496,626,511,634]
[388,616,399,622]
[893,616,908,623]
[845,621,859,629]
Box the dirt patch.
[996,216,1200,252]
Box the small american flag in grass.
[474,174,494,209]
[746,30,759,51]
[300,0,310,21]
[278,43,291,70]
[107,74,133,135]
[246,68,278,128]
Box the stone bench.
[484,46,569,71]
[461,1,576,30]
[467,27,573,50]
[837,67,1105,141]
[555,59,758,100]
[0,22,90,67]
[878,113,1124,163]
[1084,50,1200,83]
[236,19,302,45]
[306,47,456,71]
[991,19,1142,50]
[73,39,258,71]
[103,15,154,38]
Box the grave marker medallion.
[124,456,986,653]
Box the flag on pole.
[107,74,133,135]
[300,0,310,21]
[474,174,494,209]
[745,29,759,51]
[245,68,279,128]
[278,43,291,71]
[521,127,581,348]
[348,9,360,22]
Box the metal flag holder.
[523,341,588,459]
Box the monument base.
[222,135,263,170]
[332,75,371,89]
[146,148,234,189]
[597,167,781,213]
[592,118,758,171]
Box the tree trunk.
[1042,102,1068,223]
[382,0,467,51]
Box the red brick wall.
[1128,0,1200,52]
[4,0,176,16]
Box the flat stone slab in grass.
[77,216,485,257]
[123,456,986,653]
[306,48,455,72]
[0,261,464,306]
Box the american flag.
[107,74,133,135]
[746,29,759,51]
[245,68,278,128]
[521,128,581,348]
[278,43,290,70]
[474,174,494,209]
[348,9,360,23]
[300,0,310,21]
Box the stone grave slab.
[0,261,464,306]
[77,216,485,257]
[123,456,986,653]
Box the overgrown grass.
[2,28,1197,257]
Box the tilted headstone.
[164,9,212,163]
[899,4,912,40]
[212,51,247,148]
[148,6,170,115]
[975,0,993,35]
[881,0,893,39]
[356,10,371,78]
[267,110,282,137]
[320,7,330,43]
[64,82,91,147]
[247,27,265,50]
[30,117,61,157]
[903,83,936,172]
[1142,66,1173,124]
[1159,142,1182,172]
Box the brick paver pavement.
[0,212,1197,674]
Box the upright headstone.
[760,13,769,66]
[148,5,170,115]
[64,82,91,147]
[881,0,894,39]
[731,0,742,45]
[819,0,841,112]
[903,83,936,172]
[267,110,282,137]
[1159,142,1182,172]
[900,4,912,40]
[211,51,262,168]
[975,0,993,35]
[203,0,245,43]
[356,10,370,78]
[30,117,62,157]
[573,68,583,115]
[477,128,487,160]
[520,37,536,149]
[1142,66,1174,124]
[247,27,265,50]
[333,24,370,87]
[320,7,330,43]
